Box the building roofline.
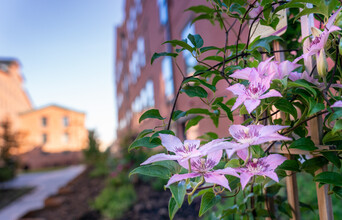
[19,104,86,115]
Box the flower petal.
[204,173,231,190]
[207,150,223,166]
[239,172,253,190]
[259,89,282,99]
[230,67,254,80]
[236,148,248,160]
[244,99,261,114]
[166,173,201,187]
[231,95,246,111]
[326,8,342,29]
[262,171,280,182]
[141,153,182,165]
[215,167,240,178]
[184,139,200,149]
[332,100,342,108]
[259,125,289,136]
[262,154,287,170]
[159,134,183,152]
[227,83,246,96]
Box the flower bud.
[311,27,322,37]
[317,49,328,79]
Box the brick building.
[114,0,246,145]
[0,59,32,129]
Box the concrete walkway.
[0,165,86,220]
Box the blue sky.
[0,0,124,148]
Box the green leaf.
[308,98,325,116]
[128,137,161,151]
[182,85,208,98]
[186,108,211,115]
[151,52,178,64]
[200,46,220,53]
[183,77,216,92]
[314,172,342,186]
[188,34,204,48]
[321,151,341,168]
[169,181,186,208]
[333,120,342,134]
[203,55,224,62]
[129,165,171,179]
[153,160,181,174]
[199,191,221,217]
[302,157,329,175]
[289,138,318,151]
[168,197,180,220]
[172,110,187,121]
[249,36,282,52]
[136,129,154,139]
[139,109,165,123]
[163,39,193,52]
[288,80,317,97]
[278,160,301,172]
[333,186,342,199]
[226,159,240,168]
[274,98,297,119]
[323,131,342,144]
[185,116,204,131]
[186,5,215,13]
[217,102,234,121]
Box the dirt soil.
[20,167,105,220]
[118,182,201,220]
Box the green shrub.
[92,184,136,219]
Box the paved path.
[0,165,86,220]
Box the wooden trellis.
[263,7,334,219]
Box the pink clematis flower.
[230,57,275,80]
[229,124,291,146]
[141,134,202,165]
[228,69,282,113]
[298,8,342,62]
[236,154,286,189]
[331,100,342,108]
[166,151,239,190]
[272,60,301,80]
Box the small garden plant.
[129,0,342,219]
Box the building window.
[132,80,155,113]
[157,0,168,25]
[129,36,146,84]
[62,133,69,144]
[42,133,47,144]
[181,23,197,75]
[162,56,174,101]
[42,117,47,127]
[63,116,69,127]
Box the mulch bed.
[20,167,105,220]
[118,182,201,220]
[20,167,201,220]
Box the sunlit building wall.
[18,105,88,153]
[114,0,246,142]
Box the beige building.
[0,58,88,169]
[19,105,88,153]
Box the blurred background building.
[0,58,88,169]
[114,0,246,148]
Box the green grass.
[0,187,34,209]
[18,166,68,174]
